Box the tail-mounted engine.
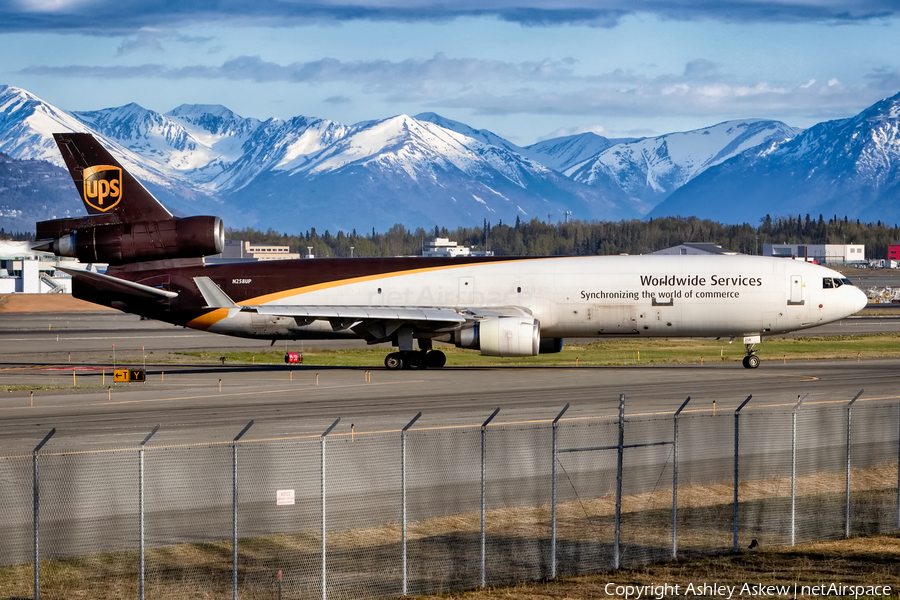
[34,215,224,265]
[453,316,541,357]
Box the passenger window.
[822,278,833,289]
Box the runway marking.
[39,366,110,371]
[0,335,210,344]
[92,379,430,406]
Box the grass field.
[168,333,900,368]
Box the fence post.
[550,404,569,580]
[320,418,340,600]
[791,395,806,546]
[231,421,253,600]
[614,394,624,570]
[845,391,863,539]
[733,396,752,552]
[138,425,160,600]
[480,408,500,588]
[32,428,55,600]
[400,412,421,597]
[672,397,690,559]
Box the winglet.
[193,276,237,309]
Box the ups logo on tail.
[83,165,122,211]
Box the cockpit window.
[833,278,843,287]
[840,278,852,286]
[823,277,834,289]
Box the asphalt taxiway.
[3,310,900,567]
[2,311,900,453]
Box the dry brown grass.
[413,536,900,600]
[0,293,112,313]
[2,464,898,599]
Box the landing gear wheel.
[426,350,446,368]
[384,352,404,370]
[406,352,425,370]
[742,354,760,369]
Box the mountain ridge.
[1,84,899,233]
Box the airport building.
[650,243,740,256]
[762,244,865,265]
[211,240,301,261]
[0,240,85,294]
[421,238,493,257]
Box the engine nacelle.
[454,317,540,357]
[35,216,224,265]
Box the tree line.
[1,214,895,258]
[226,214,897,259]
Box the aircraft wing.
[251,304,467,323]
[192,276,530,331]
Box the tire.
[426,350,447,368]
[384,353,404,370]
[744,355,761,369]
[406,353,424,370]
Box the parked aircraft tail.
[34,133,223,264]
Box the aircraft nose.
[852,287,868,313]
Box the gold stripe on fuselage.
[186,257,556,330]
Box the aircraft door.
[596,304,638,334]
[788,275,804,305]
[459,277,474,305]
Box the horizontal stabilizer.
[193,276,237,309]
[57,267,178,299]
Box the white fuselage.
[201,255,867,341]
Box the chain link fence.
[1,390,899,599]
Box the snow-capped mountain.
[225,114,636,231]
[0,85,635,231]
[523,132,636,173]
[414,112,525,155]
[0,85,94,163]
[0,151,82,232]
[650,91,900,224]
[568,120,801,210]
[3,83,900,233]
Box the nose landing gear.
[742,335,761,369]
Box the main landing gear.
[384,350,447,370]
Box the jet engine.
[453,317,540,357]
[34,216,224,265]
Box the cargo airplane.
[34,133,867,369]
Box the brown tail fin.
[53,132,173,223]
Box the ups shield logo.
[83,165,122,212]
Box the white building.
[763,244,865,265]
[0,240,88,294]
[209,240,301,262]
[421,238,493,258]
[650,243,740,256]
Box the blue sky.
[1,1,899,145]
